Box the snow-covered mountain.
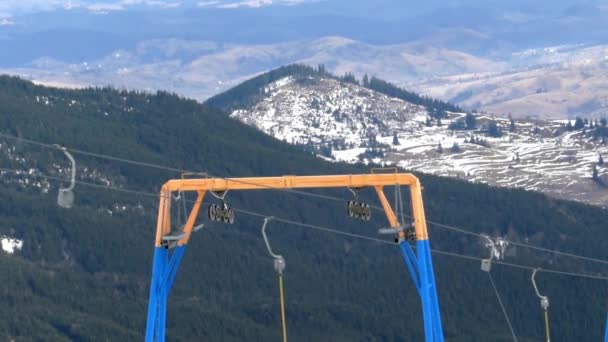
[229,74,608,207]
[231,76,428,147]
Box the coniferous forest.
[0,74,607,341]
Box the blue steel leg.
[417,240,435,341]
[166,246,187,291]
[398,240,445,342]
[146,247,168,342]
[155,249,168,342]
[417,240,444,342]
[145,246,187,342]
[399,242,421,291]
[604,313,607,342]
[422,241,444,341]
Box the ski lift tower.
[144,173,444,342]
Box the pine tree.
[437,118,443,127]
[437,142,443,153]
[509,114,516,132]
[450,142,460,153]
[465,112,476,130]
[599,154,604,166]
[362,74,369,87]
[392,132,400,146]
[574,117,585,130]
[487,120,502,137]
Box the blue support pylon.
[145,245,187,342]
[399,240,444,342]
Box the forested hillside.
[0,75,606,341]
[205,64,462,117]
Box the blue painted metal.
[398,240,444,342]
[145,246,188,342]
[604,313,607,342]
[399,242,421,293]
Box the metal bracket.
[532,269,549,310]
[261,217,285,274]
[55,145,76,209]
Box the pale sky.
[0,0,315,16]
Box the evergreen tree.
[601,117,608,127]
[392,132,400,146]
[574,117,585,130]
[487,120,502,137]
[465,112,476,130]
[340,72,358,84]
[450,142,460,153]
[509,114,516,132]
[566,121,574,131]
[599,154,604,166]
[437,118,443,127]
[362,74,369,87]
[437,142,443,153]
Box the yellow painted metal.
[176,191,205,246]
[409,177,429,240]
[279,274,288,342]
[374,185,405,239]
[155,189,171,246]
[544,309,550,342]
[154,173,429,247]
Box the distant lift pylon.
[145,173,444,342]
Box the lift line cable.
[424,220,608,267]
[233,208,608,281]
[2,165,608,282]
[0,167,165,200]
[0,132,356,204]
[488,271,519,342]
[2,131,608,267]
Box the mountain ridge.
[216,66,608,207]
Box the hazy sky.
[0,0,317,16]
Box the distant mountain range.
[1,0,607,117]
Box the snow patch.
[1,236,23,254]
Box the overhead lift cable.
[481,235,518,342]
[3,131,608,269]
[3,132,608,268]
[1,163,607,283]
[488,271,519,342]
[1,164,607,282]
